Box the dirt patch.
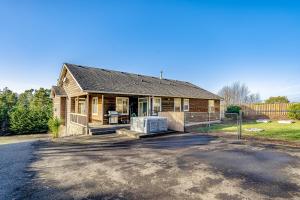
[206,132,300,148]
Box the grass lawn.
[197,121,300,141]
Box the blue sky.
[0,0,299,101]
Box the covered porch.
[68,93,163,133]
[68,93,221,134]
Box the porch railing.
[159,111,221,132]
[184,112,221,124]
[70,113,87,126]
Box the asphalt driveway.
[6,133,300,200]
[0,141,36,200]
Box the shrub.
[288,104,300,120]
[48,117,61,138]
[9,104,51,134]
[226,105,241,114]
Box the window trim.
[174,98,182,112]
[116,97,129,115]
[92,97,98,115]
[152,97,162,115]
[183,99,189,111]
[78,98,86,115]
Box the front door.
[138,98,148,116]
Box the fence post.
[208,111,211,133]
[239,110,242,139]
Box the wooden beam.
[86,94,90,134]
[101,94,104,125]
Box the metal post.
[239,110,242,139]
[208,111,211,133]
[236,113,240,140]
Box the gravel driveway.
[6,133,300,200]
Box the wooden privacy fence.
[241,103,295,120]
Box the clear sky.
[0,0,299,101]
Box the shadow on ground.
[13,133,300,200]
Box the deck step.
[89,125,130,135]
[90,129,117,135]
[116,129,177,139]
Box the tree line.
[0,87,52,135]
[218,82,291,106]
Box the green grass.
[197,121,300,141]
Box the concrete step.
[116,129,177,139]
[89,125,130,135]
[90,129,117,135]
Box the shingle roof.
[52,86,67,96]
[64,63,221,99]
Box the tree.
[218,82,261,107]
[0,87,17,133]
[265,96,290,104]
[9,88,52,134]
[245,93,261,104]
[288,103,300,120]
[17,89,34,107]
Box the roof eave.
[82,89,221,100]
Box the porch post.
[86,94,90,134]
[101,94,104,125]
[75,96,79,113]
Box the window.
[152,97,161,115]
[183,99,189,111]
[174,98,181,112]
[138,98,148,116]
[208,100,215,113]
[78,98,86,114]
[92,97,98,115]
[116,97,129,115]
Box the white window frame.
[174,98,182,112]
[208,100,215,113]
[152,97,162,115]
[92,97,98,115]
[116,97,129,115]
[78,98,86,114]
[183,99,189,111]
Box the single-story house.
[51,63,222,136]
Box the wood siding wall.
[214,100,220,112]
[53,96,61,119]
[159,112,185,132]
[161,97,174,112]
[103,95,130,125]
[62,70,84,97]
[60,97,66,125]
[52,96,66,125]
[189,99,209,112]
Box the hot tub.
[130,116,168,134]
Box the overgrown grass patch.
[196,121,300,141]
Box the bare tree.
[218,82,261,106]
